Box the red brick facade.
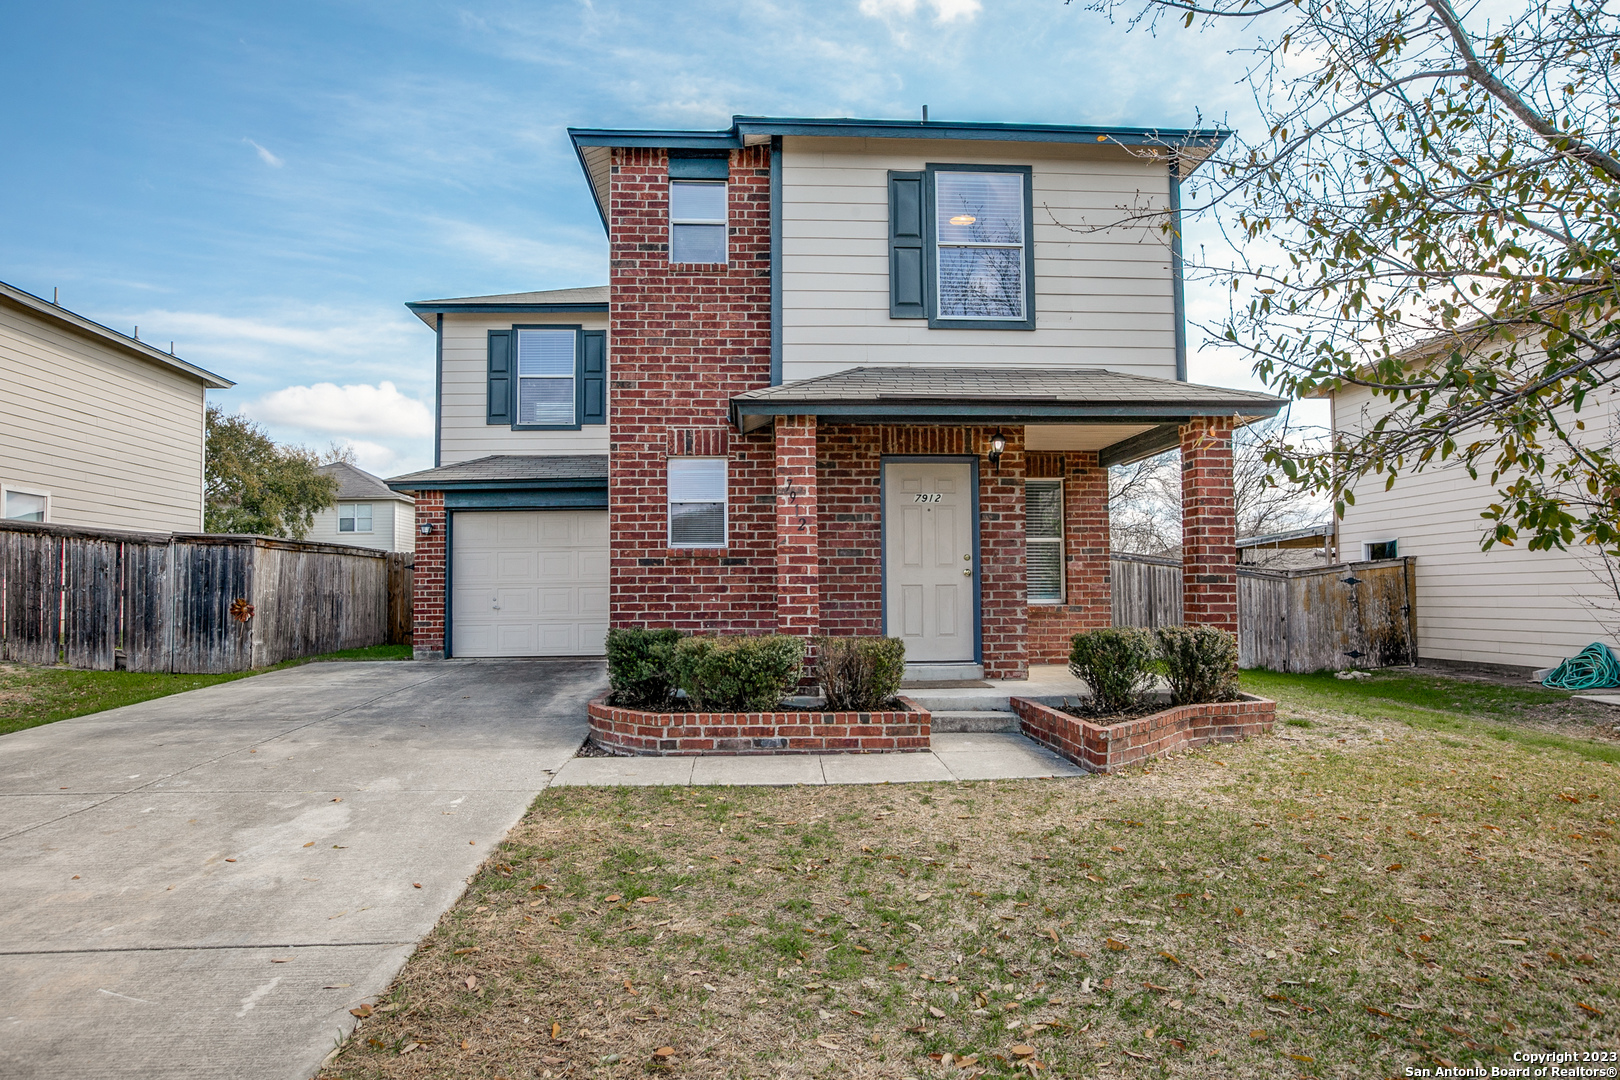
[1026,450,1112,664]
[410,490,446,659]
[774,415,818,637]
[1011,693,1275,773]
[1180,416,1239,632]
[608,145,779,634]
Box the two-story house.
[390,116,1283,677]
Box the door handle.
[962,568,973,577]
[491,596,500,610]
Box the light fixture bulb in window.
[949,214,976,226]
[988,431,1007,470]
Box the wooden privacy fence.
[0,520,413,673]
[1110,553,1417,672]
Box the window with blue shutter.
[888,171,926,319]
[486,330,512,424]
[579,330,606,425]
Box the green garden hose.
[1542,642,1620,690]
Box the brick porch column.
[774,415,819,637]
[1067,451,1112,629]
[411,490,446,659]
[1180,416,1238,632]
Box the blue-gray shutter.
[579,330,606,424]
[888,170,926,318]
[486,330,512,425]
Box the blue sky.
[0,0,1298,477]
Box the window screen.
[935,171,1026,319]
[339,504,373,533]
[516,329,576,426]
[1025,479,1064,603]
[670,181,727,263]
[668,458,727,547]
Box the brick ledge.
[587,696,932,755]
[1010,694,1275,774]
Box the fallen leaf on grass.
[815,1036,843,1051]
[349,1004,372,1018]
[1289,1053,1316,1063]
[1105,938,1127,951]
[453,947,479,955]
[636,896,661,905]
[1579,1002,1605,1016]
[1122,1048,1153,1060]
[1249,1030,1267,1040]
[603,894,622,903]
[1010,1044,1037,1058]
[552,1022,562,1039]
[929,1006,946,1018]
[652,1046,676,1060]
[464,975,477,990]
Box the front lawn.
[0,642,413,737]
[322,671,1620,1079]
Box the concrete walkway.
[552,731,1084,786]
[0,659,600,1080]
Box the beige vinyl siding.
[304,498,414,553]
[0,300,207,533]
[780,137,1180,382]
[1334,383,1620,669]
[438,311,610,465]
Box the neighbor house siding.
[1333,382,1620,670]
[0,298,207,533]
[304,499,415,553]
[779,137,1180,383]
[438,310,610,465]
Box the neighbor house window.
[2,488,48,523]
[669,181,727,263]
[516,328,577,427]
[668,458,727,547]
[934,169,1027,320]
[1025,479,1064,603]
[339,503,373,533]
[1365,539,1398,561]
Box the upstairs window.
[339,503,373,533]
[670,181,727,263]
[935,170,1027,320]
[516,328,577,427]
[668,458,727,548]
[1025,479,1064,603]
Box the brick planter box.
[587,696,931,755]
[1010,694,1275,774]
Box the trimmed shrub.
[1068,628,1159,713]
[816,636,906,711]
[605,627,684,709]
[1155,625,1239,705]
[671,634,806,712]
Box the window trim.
[510,323,584,431]
[0,484,51,524]
[668,179,729,265]
[1363,538,1399,561]
[338,502,374,534]
[923,163,1036,331]
[1025,477,1065,604]
[667,457,728,549]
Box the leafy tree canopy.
[204,405,337,539]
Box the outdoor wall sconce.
[419,521,434,536]
[988,431,1007,471]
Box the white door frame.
[880,455,980,664]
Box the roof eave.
[729,398,1283,433]
[386,476,608,494]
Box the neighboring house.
[0,279,232,532]
[1328,372,1620,673]
[390,115,1283,672]
[305,461,415,552]
[1237,524,1335,569]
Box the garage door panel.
[452,510,609,658]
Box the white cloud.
[329,439,406,474]
[858,0,981,23]
[246,381,433,439]
[244,138,284,168]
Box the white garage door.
[451,510,609,657]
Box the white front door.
[884,461,975,663]
[451,510,610,657]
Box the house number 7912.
[912,493,942,503]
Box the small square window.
[339,503,373,533]
[3,488,48,523]
[670,181,727,263]
[1025,479,1064,603]
[668,458,727,547]
[1364,539,1398,561]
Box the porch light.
[988,431,1007,469]
[419,521,434,536]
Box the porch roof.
[730,367,1284,465]
[386,454,608,493]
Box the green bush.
[816,636,906,710]
[671,634,806,712]
[1068,628,1159,713]
[1155,625,1239,705]
[604,627,684,709]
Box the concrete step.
[929,710,1020,733]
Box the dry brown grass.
[321,681,1620,1080]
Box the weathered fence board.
[1110,554,1183,629]
[386,553,413,646]
[0,521,394,674]
[1237,557,1416,672]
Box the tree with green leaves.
[1082,0,1620,558]
[204,405,337,539]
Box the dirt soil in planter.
[1054,700,1172,726]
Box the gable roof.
[404,285,609,328]
[0,279,233,389]
[386,454,609,491]
[319,461,414,503]
[568,115,1232,231]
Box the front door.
[884,460,976,662]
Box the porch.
[731,366,1284,680]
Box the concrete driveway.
[0,659,602,1080]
